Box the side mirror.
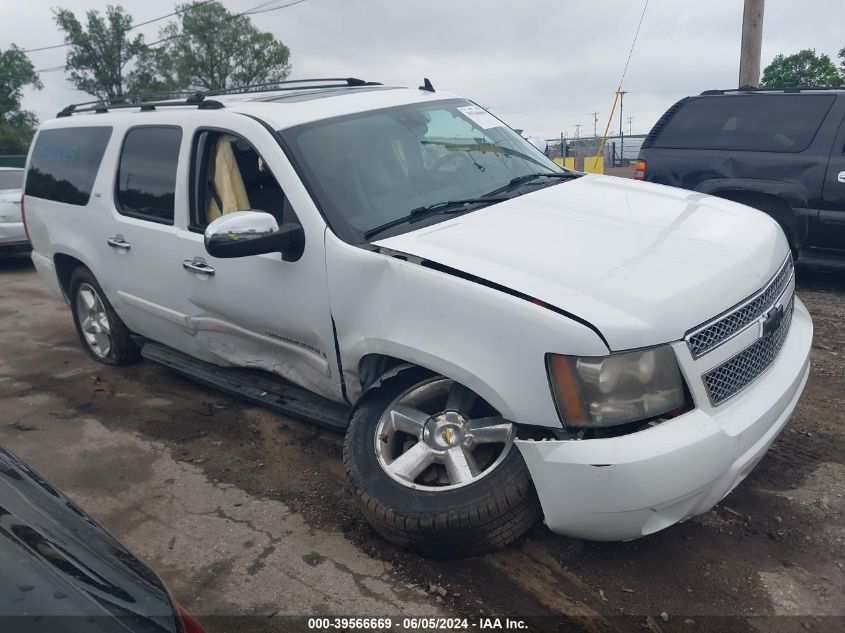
[204,210,304,262]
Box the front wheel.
[344,367,541,558]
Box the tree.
[0,45,41,154]
[152,1,291,91]
[761,49,843,88]
[54,5,147,100]
[840,47,845,78]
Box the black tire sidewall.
[345,368,537,524]
[69,267,137,365]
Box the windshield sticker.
[457,105,503,130]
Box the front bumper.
[516,296,813,541]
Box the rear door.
[817,110,845,252]
[98,123,204,357]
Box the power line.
[32,0,310,74]
[619,0,649,87]
[22,0,218,53]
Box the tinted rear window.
[116,126,182,223]
[0,170,23,190]
[25,127,112,205]
[652,94,835,152]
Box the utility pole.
[739,0,765,87]
[591,111,599,139]
[618,90,627,166]
[574,124,581,140]
[627,116,634,135]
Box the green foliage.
[0,44,41,154]
[761,49,844,88]
[151,1,291,91]
[54,5,147,100]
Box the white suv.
[22,78,812,557]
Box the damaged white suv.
[23,78,812,557]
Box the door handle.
[107,235,131,250]
[183,257,215,276]
[838,171,845,184]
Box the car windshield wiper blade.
[409,197,508,217]
[484,171,579,197]
[364,197,507,240]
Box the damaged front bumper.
[516,297,813,541]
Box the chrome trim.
[685,254,793,359]
[702,295,794,406]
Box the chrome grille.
[703,297,794,406]
[686,254,794,358]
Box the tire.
[344,367,541,558]
[69,266,140,365]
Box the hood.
[376,175,788,351]
[0,447,180,631]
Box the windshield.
[280,99,562,242]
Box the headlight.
[547,346,686,428]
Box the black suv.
[637,88,845,270]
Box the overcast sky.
[3,0,844,139]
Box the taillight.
[634,159,647,181]
[176,604,207,633]
[20,195,30,242]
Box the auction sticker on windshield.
[456,105,503,129]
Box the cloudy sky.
[3,0,844,139]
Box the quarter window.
[117,127,182,223]
[25,127,112,205]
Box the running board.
[140,342,350,432]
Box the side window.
[25,127,112,205]
[654,95,836,152]
[116,126,182,224]
[190,130,299,230]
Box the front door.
[175,118,341,402]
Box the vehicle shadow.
[0,255,34,275]
[796,268,845,292]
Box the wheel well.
[357,354,409,391]
[713,189,796,245]
[54,253,86,300]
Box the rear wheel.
[344,367,541,558]
[69,267,140,365]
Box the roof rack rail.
[200,77,381,97]
[700,85,844,96]
[56,92,224,118]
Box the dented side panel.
[324,232,609,427]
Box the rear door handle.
[107,235,131,250]
[838,171,845,184]
[183,257,215,276]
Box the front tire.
[344,367,541,558]
[69,266,140,365]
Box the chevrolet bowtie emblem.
[761,304,785,338]
[443,428,453,444]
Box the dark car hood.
[0,447,180,632]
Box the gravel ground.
[0,257,843,633]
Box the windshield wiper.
[364,197,507,240]
[484,171,579,197]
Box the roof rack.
[56,78,381,118]
[201,77,381,97]
[700,85,844,95]
[56,92,224,118]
